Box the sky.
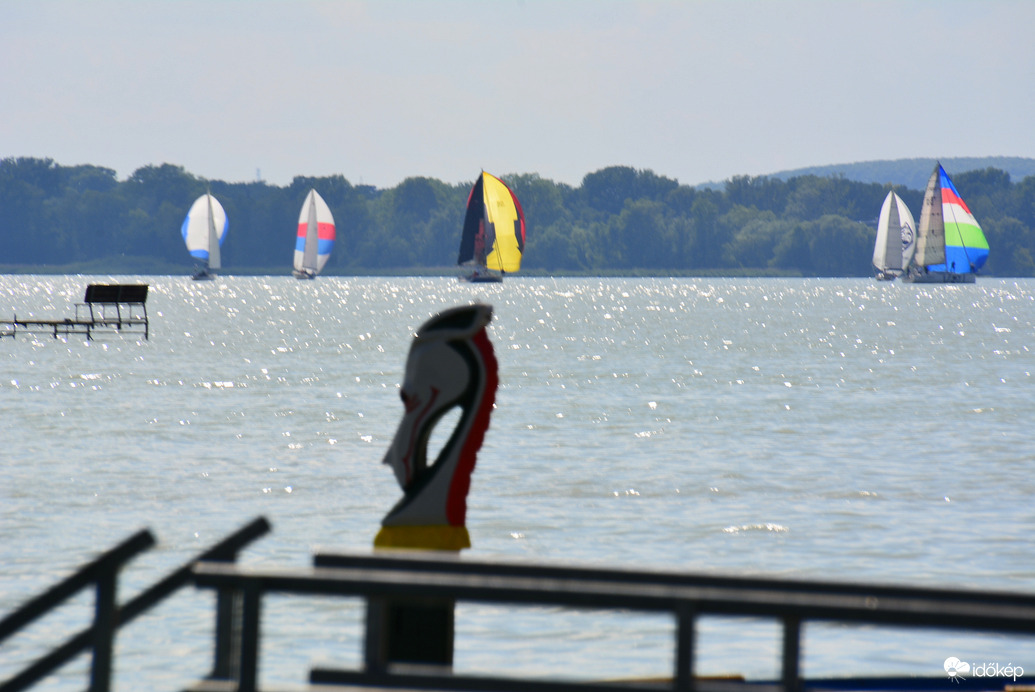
[3,0,1034,190]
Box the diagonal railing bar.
[118,517,271,625]
[0,530,154,643]
[0,517,270,692]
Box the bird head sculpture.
[375,304,497,551]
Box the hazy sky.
[3,1,1034,189]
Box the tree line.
[2,157,1034,276]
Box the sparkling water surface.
[1,275,1033,689]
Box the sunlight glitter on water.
[2,275,1035,688]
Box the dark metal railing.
[186,550,1035,692]
[0,529,154,692]
[0,516,270,692]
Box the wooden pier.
[3,515,1034,692]
[193,549,1035,692]
[1,283,149,340]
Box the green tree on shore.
[2,157,1034,277]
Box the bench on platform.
[2,283,150,340]
[76,283,150,338]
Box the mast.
[206,192,221,270]
[302,190,319,273]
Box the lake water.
[1,275,1033,689]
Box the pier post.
[89,569,117,692]
[364,592,454,670]
[781,615,802,692]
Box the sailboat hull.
[462,268,503,283]
[901,269,976,284]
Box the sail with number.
[872,191,916,281]
[457,171,526,282]
[904,163,989,283]
[293,189,336,279]
[182,192,228,280]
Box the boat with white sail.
[872,191,916,281]
[293,189,336,279]
[181,192,228,281]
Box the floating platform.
[1,283,150,340]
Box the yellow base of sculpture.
[374,525,471,551]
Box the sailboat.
[457,171,526,283]
[293,189,336,279]
[872,191,916,281]
[181,192,228,281]
[902,163,989,284]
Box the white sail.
[913,167,945,268]
[293,189,335,277]
[182,193,228,268]
[873,191,916,279]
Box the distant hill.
[709,157,1035,192]
[767,157,1035,191]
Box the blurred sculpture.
[376,304,498,550]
